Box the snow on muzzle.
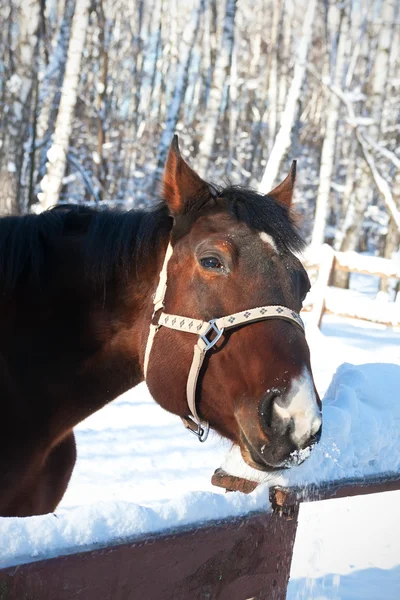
[270,367,322,456]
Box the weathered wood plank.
[334,251,400,279]
[271,473,400,509]
[324,287,400,326]
[302,245,400,327]
[0,510,299,600]
[211,469,400,510]
[306,244,335,329]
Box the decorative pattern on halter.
[159,306,304,337]
[144,242,305,442]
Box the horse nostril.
[259,389,282,429]
[259,389,292,434]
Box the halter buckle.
[201,320,224,351]
[184,419,210,443]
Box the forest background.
[0,0,399,290]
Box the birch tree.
[152,0,205,192]
[35,0,75,195]
[311,1,350,248]
[198,0,237,177]
[266,0,282,153]
[0,0,397,268]
[39,0,90,210]
[259,0,316,193]
[0,0,40,214]
[335,0,396,262]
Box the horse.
[0,136,321,517]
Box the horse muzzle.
[237,367,322,471]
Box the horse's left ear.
[267,161,297,208]
[163,135,209,216]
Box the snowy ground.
[288,314,400,599]
[1,309,399,598]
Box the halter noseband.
[144,242,305,442]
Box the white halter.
[144,242,305,442]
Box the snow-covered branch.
[355,129,400,232]
[307,64,400,234]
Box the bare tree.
[311,1,350,248]
[259,0,316,193]
[335,0,397,280]
[0,0,40,214]
[0,0,397,271]
[38,0,91,210]
[152,0,206,193]
[198,0,237,177]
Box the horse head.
[144,137,321,471]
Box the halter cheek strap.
[144,242,305,442]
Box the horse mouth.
[239,429,316,472]
[239,430,286,472]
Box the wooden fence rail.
[303,245,400,328]
[1,474,399,600]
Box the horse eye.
[200,257,224,270]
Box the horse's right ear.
[163,135,209,216]
[266,161,297,208]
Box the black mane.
[0,185,304,290]
[0,204,172,290]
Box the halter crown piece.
[144,242,305,442]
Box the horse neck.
[50,232,171,437]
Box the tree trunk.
[35,0,75,196]
[151,0,205,194]
[311,1,350,248]
[333,0,395,288]
[39,0,90,210]
[266,0,282,153]
[96,0,108,201]
[0,0,40,214]
[380,170,400,292]
[198,0,237,177]
[378,0,400,290]
[259,0,316,193]
[333,136,357,288]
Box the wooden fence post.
[308,244,335,328]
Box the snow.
[287,316,400,600]
[288,490,400,599]
[0,309,399,599]
[0,488,269,569]
[0,387,270,569]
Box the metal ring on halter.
[187,419,210,443]
[200,320,225,351]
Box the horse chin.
[239,431,315,473]
[239,439,284,473]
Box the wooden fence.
[303,244,400,328]
[1,473,399,600]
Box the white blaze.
[273,367,322,448]
[259,231,278,252]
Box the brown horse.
[0,137,321,517]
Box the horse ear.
[163,135,209,216]
[267,161,297,208]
